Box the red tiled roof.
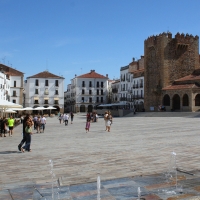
[162,84,199,90]
[28,71,64,79]
[175,74,200,82]
[77,70,108,79]
[0,64,23,76]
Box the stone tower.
[144,32,199,111]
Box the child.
[85,119,90,133]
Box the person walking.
[33,115,38,130]
[21,118,34,152]
[106,111,113,132]
[40,115,46,133]
[18,114,33,151]
[64,114,69,126]
[85,119,90,133]
[70,112,74,124]
[58,114,62,124]
[36,116,41,133]
[104,111,108,131]
[7,115,15,137]
[0,117,7,137]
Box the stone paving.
[0,113,200,199]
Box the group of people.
[85,111,112,133]
[58,112,74,125]
[0,115,15,137]
[33,115,46,133]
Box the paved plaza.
[1,113,200,199]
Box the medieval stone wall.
[144,32,199,111]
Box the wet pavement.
[2,170,200,199]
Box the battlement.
[145,32,172,47]
[145,32,199,48]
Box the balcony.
[135,84,139,88]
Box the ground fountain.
[162,151,183,194]
[48,160,60,200]
[137,186,141,200]
[97,175,101,200]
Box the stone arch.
[172,94,180,110]
[182,94,189,106]
[88,105,93,112]
[163,94,170,106]
[195,94,200,106]
[80,105,86,112]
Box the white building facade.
[24,71,65,113]
[0,64,24,104]
[68,70,109,113]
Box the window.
[35,79,39,86]
[34,100,39,104]
[96,81,99,88]
[55,89,59,95]
[82,89,85,94]
[55,80,59,86]
[89,97,92,103]
[13,99,16,103]
[13,91,16,97]
[101,89,103,95]
[101,82,103,88]
[35,89,39,94]
[82,97,84,102]
[14,81,16,87]
[89,90,92,95]
[82,81,85,87]
[89,81,92,87]
[97,89,99,95]
[44,100,48,104]
[45,80,48,86]
[54,100,59,104]
[96,97,99,103]
[44,88,49,95]
[101,97,103,103]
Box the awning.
[54,98,59,100]
[44,97,49,100]
[98,103,129,107]
[34,97,39,100]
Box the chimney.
[75,74,77,77]
[90,70,95,73]
[132,57,135,61]
[106,74,108,78]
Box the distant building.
[0,64,24,104]
[129,56,144,111]
[68,70,109,113]
[64,84,71,113]
[24,71,65,113]
[111,79,120,103]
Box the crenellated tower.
[144,32,199,111]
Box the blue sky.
[0,0,199,89]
